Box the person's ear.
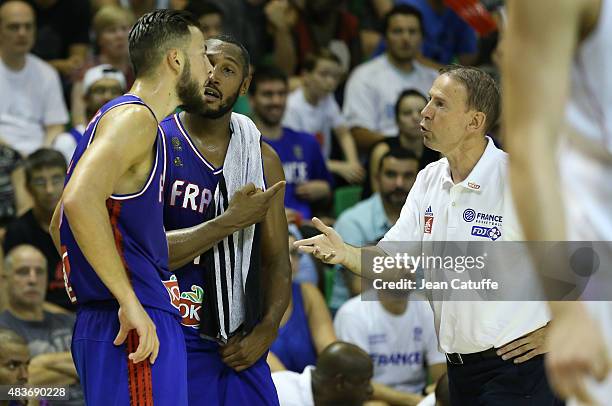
[240,74,252,96]
[166,48,182,76]
[468,111,487,133]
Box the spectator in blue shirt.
[251,65,333,221]
[330,148,419,312]
[396,0,478,65]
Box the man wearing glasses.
[4,148,68,311]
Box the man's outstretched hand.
[546,303,610,405]
[293,217,347,265]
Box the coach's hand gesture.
[294,217,347,265]
[224,181,285,229]
[114,295,160,365]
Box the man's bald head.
[4,245,48,310]
[311,342,373,405]
[0,0,35,57]
[4,244,47,273]
[316,342,372,378]
[0,0,34,24]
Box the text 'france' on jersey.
[161,113,223,336]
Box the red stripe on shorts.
[126,330,154,406]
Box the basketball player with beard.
[504,0,612,404]
[160,36,289,405]
[49,10,214,406]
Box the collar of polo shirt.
[439,136,497,191]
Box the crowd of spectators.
[0,0,504,404]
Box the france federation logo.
[463,208,476,222]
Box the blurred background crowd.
[0,0,506,404]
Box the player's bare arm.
[50,200,62,254]
[220,142,291,372]
[166,180,285,271]
[504,0,610,402]
[61,104,161,364]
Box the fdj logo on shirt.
[424,206,434,234]
[471,226,502,241]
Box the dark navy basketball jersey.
[59,94,180,316]
[160,113,223,339]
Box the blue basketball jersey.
[160,113,223,339]
[60,94,180,315]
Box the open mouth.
[420,124,430,133]
[204,87,221,100]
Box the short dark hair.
[185,0,224,19]
[209,34,250,79]
[303,48,341,73]
[249,65,287,96]
[128,9,200,77]
[394,88,427,119]
[383,4,424,37]
[24,148,67,184]
[439,65,501,134]
[378,148,419,172]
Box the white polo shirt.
[272,366,314,406]
[334,296,445,394]
[379,137,550,354]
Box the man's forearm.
[261,257,291,328]
[166,214,238,270]
[273,28,296,76]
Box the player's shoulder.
[94,102,158,144]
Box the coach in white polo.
[295,66,562,405]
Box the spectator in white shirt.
[283,49,364,185]
[54,64,126,163]
[295,66,560,405]
[343,4,437,152]
[335,291,446,405]
[272,341,373,406]
[0,0,69,155]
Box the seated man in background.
[4,149,69,310]
[0,0,69,155]
[272,342,374,406]
[0,328,30,398]
[335,290,446,405]
[55,64,126,163]
[252,65,333,223]
[330,149,419,313]
[343,5,437,152]
[282,49,363,186]
[0,245,83,405]
[268,228,336,373]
